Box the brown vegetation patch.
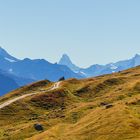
[30,89,68,109]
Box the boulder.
[59,77,65,81]
[34,124,44,131]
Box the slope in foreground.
[1,67,140,140]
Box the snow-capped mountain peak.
[134,54,140,58]
[133,54,140,67]
[59,54,80,72]
[0,47,19,62]
[59,54,72,65]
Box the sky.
[0,0,140,67]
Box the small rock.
[105,104,113,109]
[34,124,44,131]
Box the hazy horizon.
[0,0,140,67]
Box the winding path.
[0,82,61,109]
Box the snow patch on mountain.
[79,71,88,76]
[5,57,17,62]
[9,69,13,73]
[110,63,118,70]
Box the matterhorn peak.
[59,54,72,64]
[59,54,80,72]
[134,54,140,59]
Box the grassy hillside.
[1,66,140,139]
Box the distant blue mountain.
[0,47,83,82]
[0,68,35,96]
[10,58,84,81]
[59,53,140,77]
[59,54,80,72]
[81,54,140,77]
[0,69,19,96]
[0,69,34,87]
[0,46,19,62]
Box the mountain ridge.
[59,53,140,77]
[0,46,19,62]
[0,47,83,82]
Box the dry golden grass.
[1,66,140,139]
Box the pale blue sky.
[0,0,140,67]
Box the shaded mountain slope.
[11,58,84,81]
[0,69,34,96]
[0,70,19,96]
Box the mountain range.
[0,47,140,96]
[59,53,140,77]
[0,47,83,95]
